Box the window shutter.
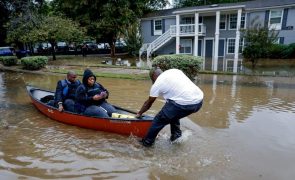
[218,39,225,57]
[162,19,165,33]
[279,37,284,44]
[151,20,154,36]
[282,9,289,30]
[264,10,270,28]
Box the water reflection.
[0,71,295,179]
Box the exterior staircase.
[139,28,173,60]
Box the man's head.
[149,67,163,83]
[67,70,77,83]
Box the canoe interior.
[28,86,153,120]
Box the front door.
[204,39,214,70]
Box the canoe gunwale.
[26,85,153,122]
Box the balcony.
[170,24,206,36]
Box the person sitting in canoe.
[75,69,117,117]
[48,70,81,112]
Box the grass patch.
[48,68,149,80]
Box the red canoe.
[26,86,153,138]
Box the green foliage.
[124,22,143,56]
[152,54,203,80]
[282,43,295,58]
[0,56,18,66]
[52,0,167,56]
[21,56,48,70]
[241,17,278,68]
[7,14,85,60]
[267,43,295,59]
[28,15,85,44]
[1,0,49,46]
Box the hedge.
[0,56,18,66]
[152,54,203,80]
[21,56,48,70]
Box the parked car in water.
[34,43,52,54]
[85,42,98,52]
[97,43,110,49]
[56,41,69,52]
[15,49,30,58]
[115,40,127,48]
[0,47,14,56]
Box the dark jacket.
[75,69,109,113]
[54,79,81,105]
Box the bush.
[0,56,18,66]
[267,44,286,59]
[21,56,48,70]
[267,43,295,59]
[152,54,203,80]
[282,43,295,58]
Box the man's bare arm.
[136,96,157,117]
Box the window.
[199,16,203,23]
[229,14,237,30]
[227,38,235,54]
[227,38,243,54]
[274,37,284,44]
[269,9,283,30]
[240,13,246,29]
[181,17,194,24]
[220,14,227,30]
[154,19,162,35]
[180,39,192,54]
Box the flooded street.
[0,71,295,179]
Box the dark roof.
[143,0,295,19]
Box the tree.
[241,17,278,68]
[123,21,143,56]
[7,14,85,60]
[30,15,85,60]
[52,0,168,57]
[0,0,48,46]
[0,0,10,45]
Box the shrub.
[21,56,48,70]
[267,43,295,59]
[0,56,18,66]
[267,44,286,59]
[152,54,203,80]
[282,43,295,58]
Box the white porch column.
[213,11,220,71]
[233,9,242,73]
[176,14,180,54]
[194,13,199,56]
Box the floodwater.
[0,71,295,180]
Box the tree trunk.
[107,40,115,57]
[50,42,56,60]
[111,43,115,57]
[251,58,257,68]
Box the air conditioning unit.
[286,26,293,30]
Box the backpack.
[61,79,81,97]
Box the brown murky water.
[0,71,295,179]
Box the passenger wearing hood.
[75,69,117,117]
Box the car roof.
[0,47,13,49]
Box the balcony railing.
[170,24,206,36]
